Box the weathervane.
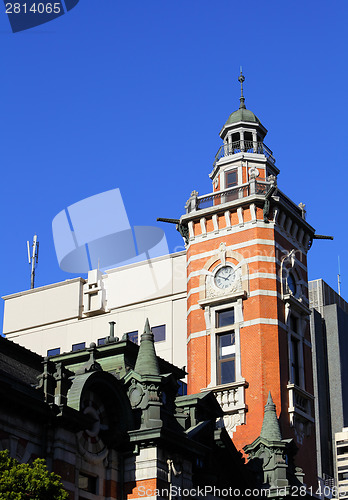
[238,66,246,109]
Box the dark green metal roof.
[225,107,261,126]
[224,71,261,126]
[260,391,282,441]
[134,318,160,376]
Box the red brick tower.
[180,72,317,485]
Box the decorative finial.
[260,391,282,441]
[238,67,246,109]
[134,319,160,376]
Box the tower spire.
[134,318,160,376]
[238,67,246,109]
[260,391,282,441]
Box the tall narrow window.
[244,131,253,151]
[216,307,236,384]
[291,336,300,386]
[290,315,298,333]
[225,169,238,202]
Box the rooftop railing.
[213,141,275,168]
[185,178,305,224]
[186,180,269,213]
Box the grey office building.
[309,279,348,485]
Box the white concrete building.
[335,428,348,498]
[3,251,187,372]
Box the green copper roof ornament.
[260,391,282,441]
[238,66,246,109]
[134,318,160,376]
[224,69,261,126]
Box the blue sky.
[0,0,347,328]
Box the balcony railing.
[186,180,269,213]
[202,380,247,437]
[287,383,314,426]
[213,140,275,167]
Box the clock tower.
[180,72,317,485]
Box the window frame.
[72,342,86,352]
[225,169,238,188]
[288,311,305,389]
[217,330,236,385]
[209,301,243,387]
[78,471,98,494]
[152,324,166,343]
[47,347,60,357]
[127,331,139,344]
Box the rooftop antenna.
[238,66,246,109]
[338,255,341,296]
[27,234,39,289]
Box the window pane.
[216,308,235,327]
[97,338,106,346]
[226,170,237,187]
[78,472,97,493]
[152,325,166,342]
[220,332,235,348]
[291,337,300,386]
[290,316,298,332]
[47,348,60,357]
[127,331,138,344]
[177,380,187,396]
[219,332,235,359]
[72,342,86,352]
[220,358,235,384]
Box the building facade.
[309,279,348,488]
[335,428,348,498]
[180,73,316,485]
[3,252,187,373]
[0,323,250,499]
[0,321,309,499]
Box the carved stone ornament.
[206,266,243,299]
[249,166,259,179]
[294,418,305,445]
[216,412,244,437]
[128,379,144,408]
[199,244,249,302]
[255,446,272,466]
[219,242,227,266]
[76,391,109,464]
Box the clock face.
[287,273,297,295]
[77,390,109,461]
[214,266,236,289]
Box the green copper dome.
[225,107,261,126]
[224,71,261,126]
